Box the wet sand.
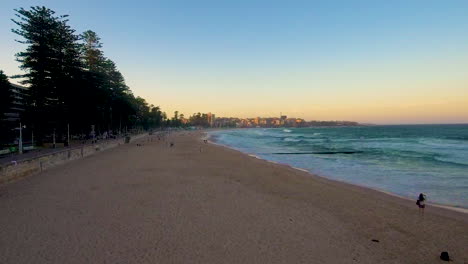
[0,131,467,263]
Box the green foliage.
[149,106,164,128]
[188,112,210,127]
[81,30,103,72]
[0,70,13,145]
[170,111,182,127]
[9,7,174,144]
[0,70,11,119]
[12,6,83,141]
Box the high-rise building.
[3,83,28,123]
[206,112,215,127]
[1,83,28,146]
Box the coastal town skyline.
[180,112,360,128]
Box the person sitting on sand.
[416,193,426,215]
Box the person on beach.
[416,193,426,215]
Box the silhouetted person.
[416,193,426,215]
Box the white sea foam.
[283,137,300,142]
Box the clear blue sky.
[1,0,468,123]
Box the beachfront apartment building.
[210,114,357,128]
[211,116,361,128]
[212,116,307,128]
[3,83,28,123]
[1,83,28,146]
[206,112,215,127]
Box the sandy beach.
[0,131,467,264]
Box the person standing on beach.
[416,193,426,215]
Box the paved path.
[0,138,126,166]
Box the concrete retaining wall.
[0,133,147,184]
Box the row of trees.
[0,71,13,145]
[189,113,212,127]
[0,6,183,146]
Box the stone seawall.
[0,133,147,184]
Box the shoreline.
[206,132,468,215]
[1,130,467,263]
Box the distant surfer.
[416,193,426,215]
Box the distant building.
[3,83,28,123]
[180,117,189,124]
[206,112,215,127]
[1,83,28,146]
[211,114,360,129]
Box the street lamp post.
[18,122,26,154]
[53,128,56,148]
[67,123,70,147]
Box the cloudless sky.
[1,0,468,124]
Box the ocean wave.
[433,156,468,167]
[446,136,468,141]
[283,129,292,133]
[283,137,300,142]
[272,151,363,155]
[418,138,468,149]
[279,138,323,146]
[253,130,265,136]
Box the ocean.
[210,125,468,208]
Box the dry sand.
[0,131,467,264]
